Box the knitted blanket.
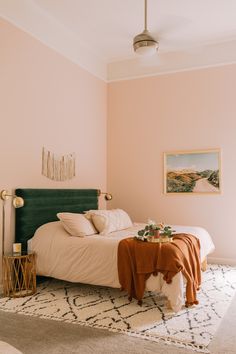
[118,233,201,306]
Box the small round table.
[2,252,36,298]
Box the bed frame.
[15,188,99,251]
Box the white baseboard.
[208,257,236,266]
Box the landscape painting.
[164,149,221,194]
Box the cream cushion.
[57,213,97,237]
[86,209,133,235]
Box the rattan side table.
[2,252,36,298]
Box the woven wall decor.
[42,147,76,181]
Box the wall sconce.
[97,190,112,201]
[1,190,24,256]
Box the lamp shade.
[104,193,112,201]
[133,30,159,56]
[97,190,112,201]
[12,196,24,208]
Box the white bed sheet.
[28,222,215,312]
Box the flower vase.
[153,230,160,239]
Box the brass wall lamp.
[1,190,24,208]
[1,190,24,256]
[97,190,112,201]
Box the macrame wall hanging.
[42,147,76,181]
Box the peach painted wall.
[0,19,107,260]
[108,64,236,263]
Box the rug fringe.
[0,307,209,353]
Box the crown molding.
[1,1,236,83]
[108,40,236,82]
[0,0,107,81]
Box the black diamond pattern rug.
[0,264,235,353]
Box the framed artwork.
[164,149,221,194]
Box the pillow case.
[86,209,133,235]
[57,212,97,237]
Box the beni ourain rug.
[0,265,236,354]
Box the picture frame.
[164,149,221,194]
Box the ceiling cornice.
[0,0,107,81]
[1,1,236,83]
[108,40,236,82]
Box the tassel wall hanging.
[42,147,76,181]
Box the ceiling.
[1,0,236,80]
[33,0,236,61]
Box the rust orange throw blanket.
[117,234,201,306]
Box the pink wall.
[0,19,107,256]
[108,64,236,263]
[1,18,236,267]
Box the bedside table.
[2,252,36,298]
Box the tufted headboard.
[15,188,99,251]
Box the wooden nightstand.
[2,252,36,298]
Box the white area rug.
[0,265,235,353]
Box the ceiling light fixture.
[133,0,159,56]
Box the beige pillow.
[86,209,133,235]
[57,213,97,237]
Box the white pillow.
[57,213,97,237]
[86,209,133,235]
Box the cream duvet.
[28,221,215,312]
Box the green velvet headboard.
[15,189,99,251]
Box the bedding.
[118,234,201,306]
[85,209,133,234]
[57,212,97,237]
[28,221,215,312]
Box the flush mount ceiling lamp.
[133,0,159,56]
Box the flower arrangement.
[135,219,175,242]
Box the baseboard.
[208,257,236,266]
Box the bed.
[15,188,215,312]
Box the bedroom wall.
[108,64,236,263]
[0,19,107,260]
